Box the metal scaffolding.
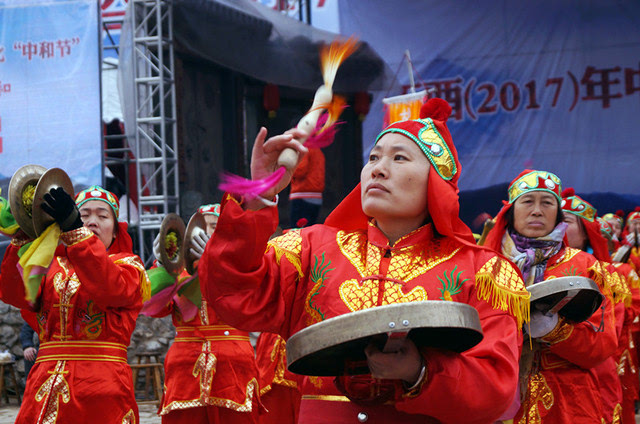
[101,0,178,266]
[130,0,179,266]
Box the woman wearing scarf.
[0,185,149,423]
[199,98,529,424]
[484,171,617,423]
[142,203,260,423]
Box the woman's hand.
[364,337,423,384]
[250,127,309,201]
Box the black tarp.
[172,0,394,92]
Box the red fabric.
[255,334,302,424]
[514,248,618,423]
[200,198,526,424]
[144,268,259,420]
[110,221,134,254]
[290,148,326,196]
[0,233,146,423]
[611,263,640,421]
[161,404,258,424]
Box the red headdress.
[560,187,611,261]
[482,169,563,252]
[325,98,475,246]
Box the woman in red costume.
[561,188,632,424]
[599,217,640,424]
[484,172,618,423]
[144,203,260,423]
[0,185,149,423]
[199,98,530,424]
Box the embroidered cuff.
[540,317,573,345]
[60,227,93,246]
[402,359,428,398]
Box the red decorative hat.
[561,187,610,261]
[626,207,640,225]
[75,185,120,219]
[325,98,475,246]
[508,170,562,204]
[602,211,624,227]
[198,203,221,217]
[560,187,596,222]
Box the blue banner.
[339,1,640,215]
[0,0,101,188]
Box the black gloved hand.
[41,187,83,232]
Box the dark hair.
[505,197,564,234]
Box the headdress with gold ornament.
[75,185,120,219]
[561,188,596,222]
[507,170,562,204]
[626,207,640,226]
[602,210,625,227]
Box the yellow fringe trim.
[267,244,303,278]
[476,274,530,329]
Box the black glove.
[41,187,83,232]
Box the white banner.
[0,0,102,189]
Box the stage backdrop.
[339,1,640,219]
[0,0,101,189]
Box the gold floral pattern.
[339,278,427,312]
[267,230,303,277]
[518,372,554,424]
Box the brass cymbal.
[159,213,186,275]
[286,301,483,376]
[8,164,47,239]
[183,211,206,275]
[32,168,75,236]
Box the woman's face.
[360,132,430,226]
[203,214,218,237]
[79,200,116,248]
[563,213,587,250]
[512,191,558,238]
[606,218,622,238]
[628,219,640,234]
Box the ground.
[0,403,161,423]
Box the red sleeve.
[0,243,35,310]
[63,227,147,309]
[199,195,299,336]
[540,265,618,369]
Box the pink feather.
[219,166,287,199]
[306,120,344,149]
[140,283,180,317]
[173,294,199,322]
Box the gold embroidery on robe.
[35,360,70,424]
[518,372,554,424]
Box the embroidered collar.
[367,220,435,250]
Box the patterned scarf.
[502,222,567,287]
